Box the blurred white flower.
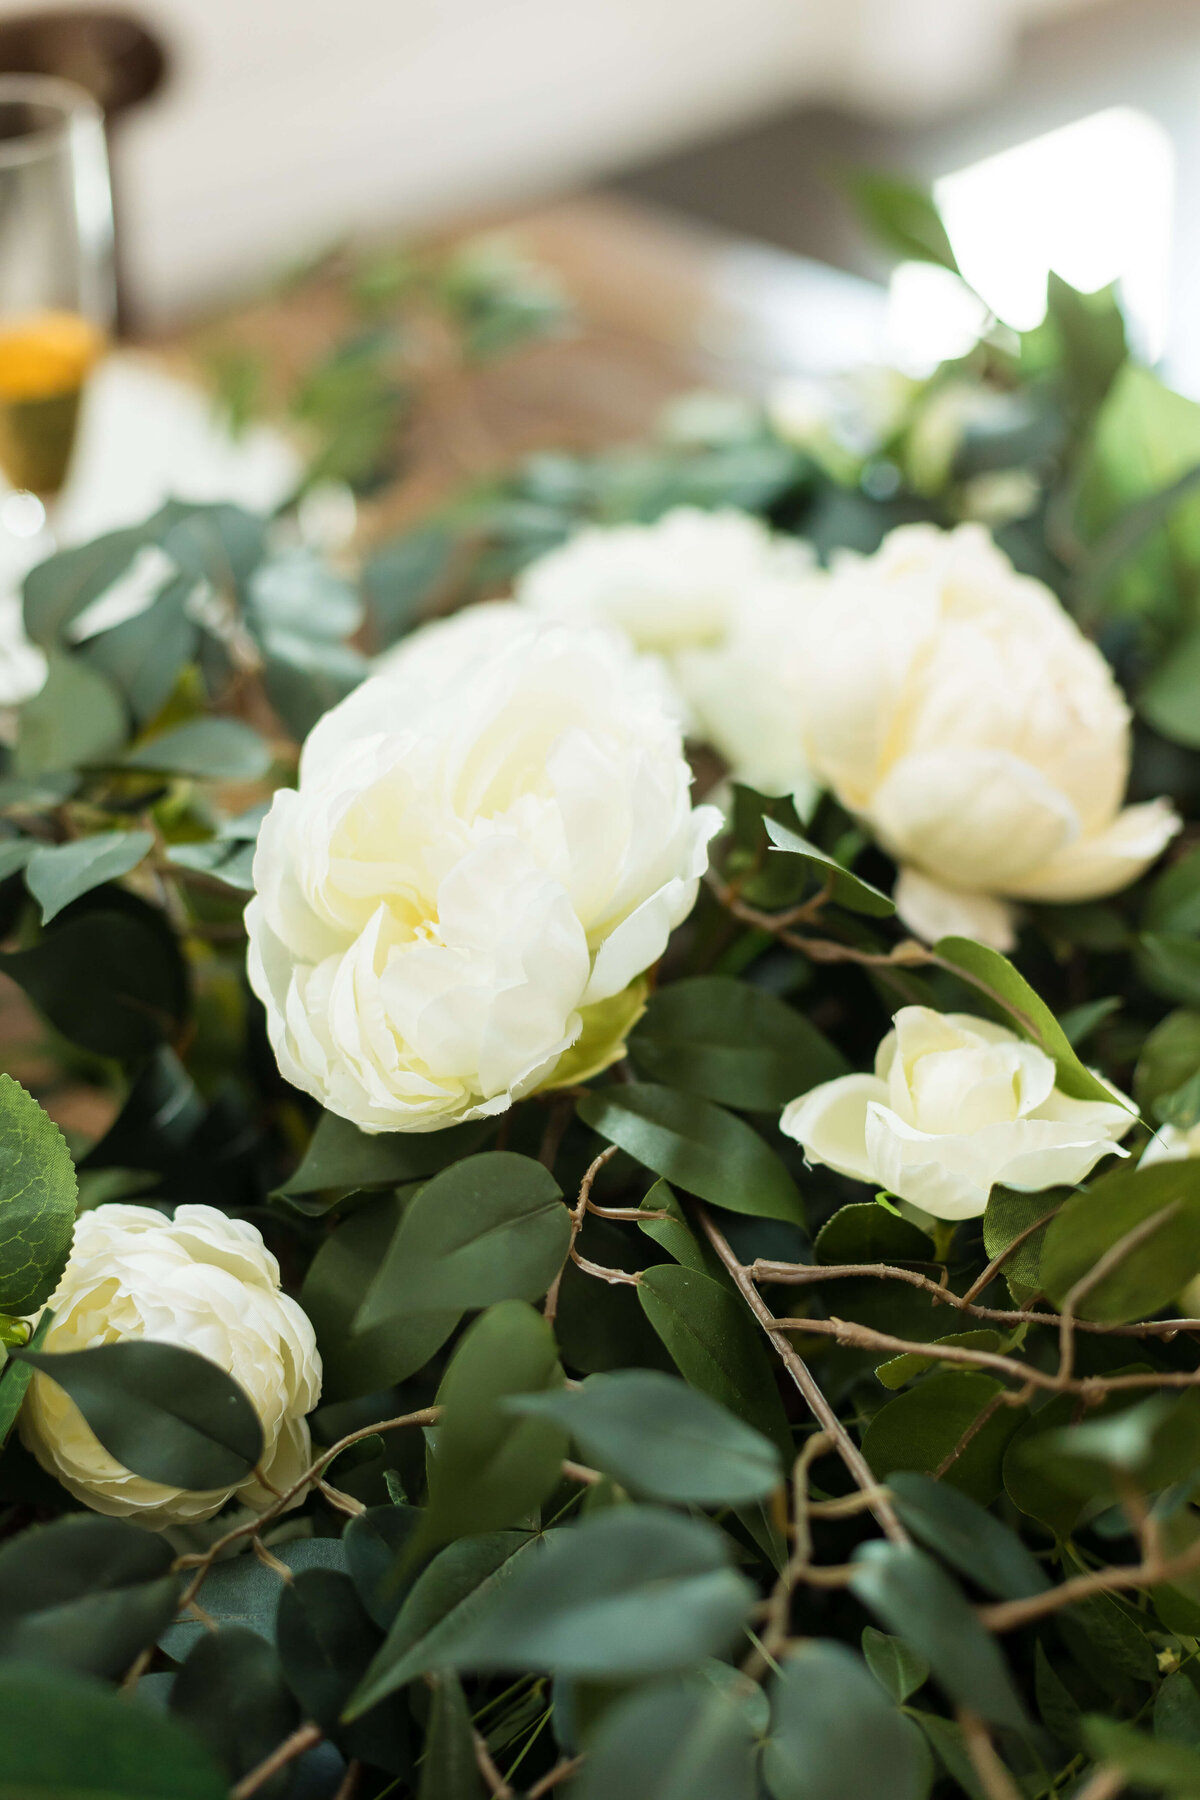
[248,617,719,1131]
[21,1204,321,1528]
[781,1006,1133,1221]
[1141,1121,1200,1168]
[0,589,46,707]
[791,522,1179,949]
[515,506,820,795]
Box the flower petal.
[780,1074,888,1184]
[1004,798,1181,902]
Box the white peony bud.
[514,506,821,795]
[780,1006,1133,1221]
[790,521,1180,950]
[247,617,720,1132]
[20,1204,322,1528]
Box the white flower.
[20,1204,322,1528]
[247,618,720,1132]
[1141,1121,1200,1169]
[515,506,820,794]
[780,1006,1133,1221]
[0,588,46,707]
[790,522,1180,949]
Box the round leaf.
[0,1074,77,1313]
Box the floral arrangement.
[5,188,1200,1799]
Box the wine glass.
[0,73,114,542]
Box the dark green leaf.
[357,1152,568,1324]
[1158,1670,1200,1749]
[1045,273,1128,418]
[0,1310,50,1444]
[15,1339,264,1489]
[981,1186,1061,1300]
[765,818,895,916]
[280,1109,491,1204]
[300,1193,459,1402]
[1141,934,1200,1008]
[170,1629,298,1790]
[424,1300,567,1545]
[25,831,154,924]
[506,1369,782,1504]
[0,1665,227,1800]
[861,1371,1023,1503]
[861,1628,928,1704]
[578,1084,803,1224]
[815,1203,932,1266]
[575,1675,758,1800]
[875,1331,1002,1391]
[629,975,848,1110]
[0,1074,76,1313]
[364,526,454,646]
[123,718,271,780]
[764,1641,928,1800]
[850,1543,1026,1729]
[277,1570,410,1774]
[848,173,959,272]
[348,1531,538,1712]
[158,1539,347,1662]
[637,1179,713,1275]
[0,1513,177,1680]
[351,1508,753,1696]
[1142,626,1200,749]
[1085,1717,1200,1793]
[1146,848,1200,935]
[638,1263,792,1459]
[345,1504,423,1629]
[81,574,197,724]
[417,1670,485,1800]
[887,1472,1050,1599]
[934,935,1121,1106]
[1040,1160,1200,1321]
[0,894,189,1058]
[1137,1011,1200,1116]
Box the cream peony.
[780,1006,1133,1221]
[247,618,720,1131]
[790,522,1179,950]
[515,506,820,795]
[21,1204,321,1528]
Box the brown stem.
[527,1757,586,1797]
[696,1206,909,1547]
[473,1728,514,1798]
[979,1527,1200,1633]
[543,1145,617,1325]
[230,1723,323,1800]
[958,1710,1024,1800]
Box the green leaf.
[934,934,1126,1107]
[1085,1717,1200,1793]
[16,653,127,775]
[0,894,189,1059]
[0,1310,50,1443]
[982,1186,1061,1300]
[578,1083,803,1225]
[170,1629,298,1789]
[22,527,147,648]
[0,1075,76,1313]
[357,1152,568,1324]
[25,831,154,925]
[157,1539,347,1662]
[887,1471,1050,1600]
[0,1514,178,1680]
[574,1675,758,1800]
[638,1263,792,1459]
[123,718,271,780]
[345,1504,423,1629]
[351,1508,753,1695]
[0,1665,227,1800]
[1003,1393,1094,1537]
[1146,847,1200,935]
[300,1192,460,1402]
[1142,627,1200,748]
[815,1202,933,1266]
[851,1543,1026,1729]
[82,574,197,724]
[628,975,848,1110]
[424,1300,567,1546]
[1157,1670,1200,1749]
[349,1531,539,1712]
[1137,1011,1200,1116]
[277,1571,410,1774]
[848,172,959,272]
[1040,1159,1200,1321]
[861,1371,1023,1503]
[417,1670,485,1800]
[1045,273,1128,418]
[764,818,895,917]
[861,1628,928,1704]
[506,1369,782,1504]
[14,1339,264,1489]
[874,1330,1002,1391]
[763,1641,929,1800]
[637,1179,713,1275]
[1141,935,1200,1008]
[363,526,455,646]
[280,1108,491,1205]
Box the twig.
[696,1206,909,1547]
[331,1760,361,1800]
[473,1728,514,1798]
[960,1201,1063,1304]
[526,1757,585,1797]
[230,1723,323,1799]
[1072,1768,1126,1800]
[979,1528,1200,1632]
[543,1145,617,1324]
[958,1711,1024,1800]
[570,1247,642,1286]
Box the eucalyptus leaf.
[14,1339,264,1489]
[861,1371,1023,1503]
[123,718,271,780]
[861,1628,929,1704]
[1040,1159,1200,1321]
[170,1629,299,1790]
[575,1675,758,1800]
[277,1570,410,1774]
[764,1641,929,1800]
[0,1513,178,1680]
[25,830,154,924]
[578,1083,803,1225]
[887,1471,1051,1600]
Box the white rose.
[21,1204,322,1528]
[780,1006,1133,1221]
[790,522,1179,950]
[515,506,820,795]
[1141,1122,1200,1168]
[247,618,720,1132]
